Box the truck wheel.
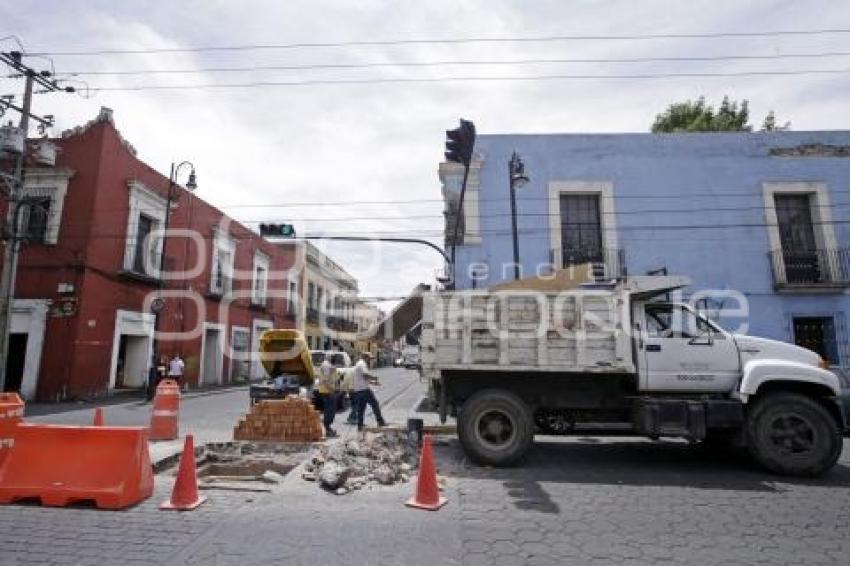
[458,389,533,466]
[746,392,841,477]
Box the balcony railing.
[326,315,358,332]
[306,307,319,324]
[769,248,850,289]
[550,247,626,281]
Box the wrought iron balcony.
[769,248,850,290]
[549,247,626,280]
[306,307,319,324]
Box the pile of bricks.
[233,398,324,443]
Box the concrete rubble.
[301,431,418,495]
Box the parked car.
[309,350,352,412]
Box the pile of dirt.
[301,431,418,495]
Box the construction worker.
[352,354,386,432]
[318,355,339,438]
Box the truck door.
[639,303,739,392]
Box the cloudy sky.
[4,0,850,306]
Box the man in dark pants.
[317,355,339,437]
[352,355,386,432]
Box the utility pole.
[0,50,71,392]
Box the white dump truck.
[421,276,849,476]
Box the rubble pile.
[233,398,323,443]
[301,431,418,495]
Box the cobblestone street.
[2,369,850,565]
[445,437,850,566]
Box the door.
[202,328,222,385]
[230,328,251,382]
[639,303,740,392]
[3,334,27,392]
[115,335,129,388]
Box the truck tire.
[458,389,533,466]
[745,392,841,477]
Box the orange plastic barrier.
[0,393,24,468]
[0,424,154,510]
[150,379,180,441]
[405,435,447,511]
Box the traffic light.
[259,223,296,238]
[444,118,476,167]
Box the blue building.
[441,131,850,368]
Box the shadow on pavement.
[435,436,850,509]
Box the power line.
[84,67,850,92]
[41,218,850,241]
[58,50,850,77]
[83,195,850,217]
[216,190,850,208]
[27,28,850,56]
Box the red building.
[5,108,299,401]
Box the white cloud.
[4,0,850,303]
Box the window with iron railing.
[559,194,603,267]
[770,193,850,288]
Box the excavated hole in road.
[161,441,313,492]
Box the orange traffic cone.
[405,434,447,511]
[93,407,104,426]
[160,434,207,511]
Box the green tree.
[761,110,791,132]
[651,96,785,133]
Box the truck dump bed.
[420,287,635,375]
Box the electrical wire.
[57,50,850,77]
[27,28,850,56]
[25,218,850,241]
[34,197,850,223]
[84,67,850,92]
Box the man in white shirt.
[351,356,386,432]
[167,354,185,384]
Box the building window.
[763,182,846,289]
[252,252,270,306]
[793,316,839,366]
[210,230,236,295]
[559,194,603,266]
[124,180,167,277]
[775,194,820,284]
[308,282,315,308]
[132,214,157,275]
[548,181,618,272]
[21,197,51,243]
[288,281,297,314]
[211,249,231,293]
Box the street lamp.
[147,161,197,399]
[508,151,529,280]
